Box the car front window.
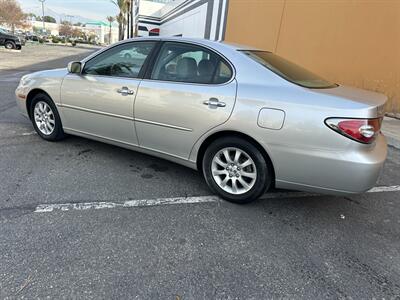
[242,50,337,89]
[83,41,156,78]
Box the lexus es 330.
[15,37,387,203]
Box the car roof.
[120,36,263,51]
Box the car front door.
[60,41,156,145]
[134,42,237,159]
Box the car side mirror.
[67,61,82,74]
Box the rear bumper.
[274,134,387,195]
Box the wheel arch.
[196,130,276,186]
[26,89,53,120]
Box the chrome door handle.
[117,87,134,95]
[203,98,226,108]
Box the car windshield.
[241,50,337,89]
[0,28,9,34]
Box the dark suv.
[0,28,22,50]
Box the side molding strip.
[58,104,193,132]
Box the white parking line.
[21,132,36,136]
[35,196,221,213]
[34,185,400,213]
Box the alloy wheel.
[33,101,55,135]
[211,147,257,195]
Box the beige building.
[138,0,399,114]
[224,0,400,114]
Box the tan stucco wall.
[225,0,400,113]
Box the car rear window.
[241,50,337,89]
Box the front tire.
[202,137,272,204]
[30,93,65,141]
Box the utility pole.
[38,0,46,34]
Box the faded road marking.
[35,196,221,213]
[34,185,400,213]
[21,132,36,136]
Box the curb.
[382,116,400,150]
[386,135,400,149]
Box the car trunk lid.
[312,85,387,117]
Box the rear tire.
[4,41,16,50]
[202,137,272,204]
[29,93,66,141]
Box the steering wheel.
[110,63,134,76]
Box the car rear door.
[134,41,237,159]
[60,41,157,146]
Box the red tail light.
[325,118,382,144]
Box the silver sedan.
[15,37,387,203]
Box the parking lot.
[1,44,400,299]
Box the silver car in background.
[15,37,387,203]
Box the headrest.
[198,59,214,76]
[176,57,197,79]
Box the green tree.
[32,25,41,33]
[26,12,37,20]
[110,0,128,40]
[106,16,115,44]
[43,16,56,23]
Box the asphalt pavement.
[0,44,400,299]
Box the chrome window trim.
[81,38,161,64]
[139,77,234,87]
[80,40,158,79]
[68,72,144,82]
[78,38,236,85]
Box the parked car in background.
[26,34,49,44]
[0,28,22,49]
[16,34,26,46]
[13,30,26,46]
[15,37,388,203]
[26,34,38,42]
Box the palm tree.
[125,0,131,38]
[106,16,115,44]
[110,0,127,40]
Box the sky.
[18,0,120,22]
